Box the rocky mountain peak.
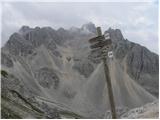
[7,33,26,44]
[105,28,124,42]
[10,32,22,39]
[81,22,97,34]
[57,27,65,32]
[41,26,55,31]
[57,27,68,35]
[19,25,32,35]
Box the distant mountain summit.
[81,22,97,34]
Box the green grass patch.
[1,70,8,78]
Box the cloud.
[1,1,159,54]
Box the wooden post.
[97,27,117,119]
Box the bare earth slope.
[73,58,156,118]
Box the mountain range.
[1,22,159,118]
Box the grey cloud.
[1,2,159,54]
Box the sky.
[1,0,159,54]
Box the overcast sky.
[1,0,159,54]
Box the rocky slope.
[120,100,158,119]
[1,22,159,118]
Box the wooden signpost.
[89,36,104,43]
[89,27,117,119]
[90,40,112,49]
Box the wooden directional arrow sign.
[89,36,104,43]
[90,47,102,53]
[90,41,111,54]
[90,39,112,49]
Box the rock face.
[126,44,159,97]
[1,22,159,118]
[5,33,34,56]
[35,67,59,89]
[120,100,159,119]
[106,28,159,97]
[72,59,94,78]
[1,52,13,67]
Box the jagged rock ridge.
[1,22,159,118]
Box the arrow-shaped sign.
[90,47,102,53]
[89,36,104,43]
[90,39,112,49]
